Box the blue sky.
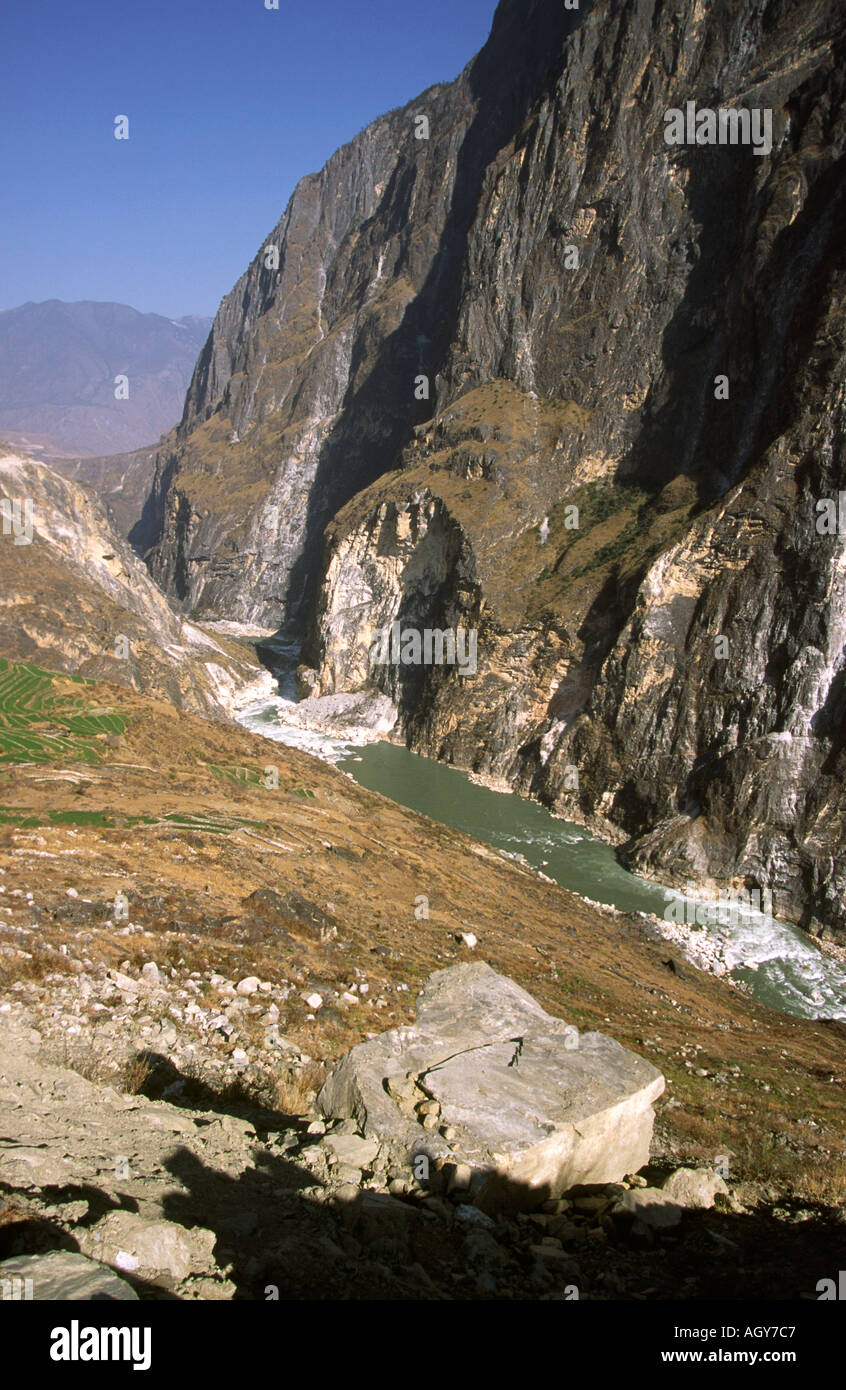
[0,0,497,319]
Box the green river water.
[237,696,846,1022]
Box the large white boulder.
[318,962,665,1210]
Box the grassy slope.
[0,659,843,1208]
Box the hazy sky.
[0,0,497,319]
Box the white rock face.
[279,690,398,744]
[318,962,665,1211]
[0,450,271,717]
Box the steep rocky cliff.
[139,0,846,939]
[134,0,584,623]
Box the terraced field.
[0,658,127,765]
[0,806,269,835]
[208,763,316,798]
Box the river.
[235,689,846,1023]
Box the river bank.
[233,690,846,1023]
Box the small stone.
[140,962,160,985]
[454,1204,495,1230]
[335,1164,364,1185]
[612,1188,683,1229]
[573,1195,609,1213]
[530,1243,579,1270]
[107,969,138,994]
[324,1134,380,1168]
[662,1167,729,1210]
[303,992,323,1010]
[236,976,261,996]
[386,1074,418,1103]
[332,1184,361,1206]
[447,1163,473,1194]
[85,1213,215,1281]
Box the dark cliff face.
[141,0,846,938]
[135,0,584,625]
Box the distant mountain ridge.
[0,300,212,457]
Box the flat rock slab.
[324,1134,380,1169]
[318,963,664,1211]
[0,1252,138,1301]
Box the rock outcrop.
[0,450,273,717]
[138,0,846,938]
[318,963,665,1210]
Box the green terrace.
[0,806,270,835]
[0,659,127,765]
[207,763,316,798]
